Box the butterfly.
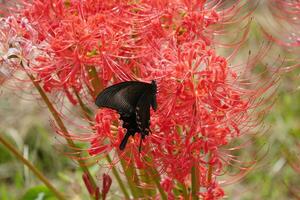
[95,80,157,152]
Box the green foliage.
[24,125,73,177]
[21,186,57,200]
[0,140,13,162]
[0,184,10,200]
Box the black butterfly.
[95,80,157,152]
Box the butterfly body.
[95,80,157,151]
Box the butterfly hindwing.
[150,80,158,111]
[119,114,136,132]
[119,113,141,150]
[136,91,151,137]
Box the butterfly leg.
[119,132,131,150]
[138,136,143,153]
[138,134,147,153]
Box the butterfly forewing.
[95,81,151,114]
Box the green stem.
[119,156,141,198]
[178,182,189,200]
[139,168,155,197]
[26,72,97,192]
[106,155,130,199]
[207,152,213,185]
[191,165,199,200]
[149,168,167,200]
[182,185,189,200]
[0,134,65,200]
[73,89,93,123]
[87,65,103,96]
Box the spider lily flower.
[0,16,45,79]
[2,0,279,199]
[85,1,277,199]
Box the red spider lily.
[8,0,166,101]
[5,0,249,102]
[84,2,276,199]
[0,16,45,82]
[2,0,279,199]
[89,109,119,155]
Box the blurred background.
[1,0,300,199]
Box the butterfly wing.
[135,90,154,152]
[119,114,137,133]
[95,80,157,151]
[150,80,158,111]
[136,90,152,137]
[95,81,151,114]
[119,114,138,150]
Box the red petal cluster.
[4,0,277,199]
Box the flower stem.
[106,155,130,199]
[149,168,167,200]
[119,155,141,198]
[182,184,189,200]
[191,165,199,200]
[87,65,103,97]
[73,89,94,123]
[0,134,65,200]
[178,182,189,200]
[139,168,155,197]
[207,152,213,185]
[26,72,97,193]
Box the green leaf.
[21,186,57,200]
